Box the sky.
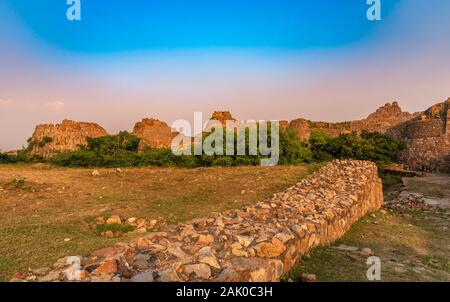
[0,0,449,150]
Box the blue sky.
[0,0,449,151]
[3,0,399,53]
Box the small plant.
[96,223,136,234]
[13,177,25,186]
[11,177,33,191]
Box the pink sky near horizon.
[0,1,449,151]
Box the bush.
[309,130,406,164]
[211,157,234,167]
[0,153,17,164]
[49,126,405,168]
[87,131,140,155]
[279,130,313,164]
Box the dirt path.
[288,173,450,282]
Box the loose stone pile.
[384,192,431,211]
[10,160,383,282]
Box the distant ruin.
[288,102,419,141]
[28,119,108,157]
[286,99,449,173]
[387,100,450,173]
[25,99,450,172]
[132,118,179,151]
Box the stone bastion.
[11,160,383,282]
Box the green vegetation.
[2,129,406,168]
[49,129,313,168]
[309,130,406,164]
[96,223,136,234]
[26,136,53,151]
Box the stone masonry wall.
[11,160,383,282]
[388,99,450,173]
[288,102,418,141]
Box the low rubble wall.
[11,160,383,282]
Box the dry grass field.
[0,163,318,281]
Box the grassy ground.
[288,173,450,282]
[0,163,318,281]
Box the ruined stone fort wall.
[29,119,108,157]
[389,100,450,173]
[13,160,383,282]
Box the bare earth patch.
[0,164,317,281]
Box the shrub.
[279,129,313,164]
[309,130,406,164]
[87,131,140,155]
[0,153,16,164]
[211,157,234,167]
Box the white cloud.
[44,101,65,111]
[0,98,14,107]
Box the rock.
[39,271,62,282]
[361,247,373,257]
[104,231,114,238]
[336,244,359,252]
[274,232,294,244]
[300,273,317,282]
[95,216,105,225]
[230,242,248,257]
[145,232,168,241]
[130,272,154,282]
[198,255,221,269]
[127,217,137,224]
[291,224,307,238]
[250,268,268,282]
[234,235,254,247]
[196,234,214,245]
[136,227,147,233]
[216,268,240,282]
[106,215,122,225]
[64,238,71,242]
[214,218,225,229]
[158,268,180,282]
[167,245,189,260]
[183,263,211,279]
[92,170,101,177]
[9,272,27,282]
[133,254,151,270]
[32,267,51,276]
[254,238,286,258]
[94,259,118,275]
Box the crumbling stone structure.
[11,160,383,282]
[288,100,449,173]
[132,118,179,151]
[387,99,450,173]
[28,119,108,157]
[288,102,418,141]
[210,111,236,127]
